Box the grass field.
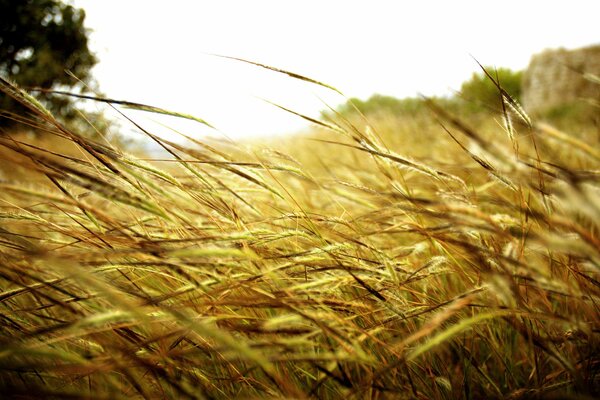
[0,71,598,399]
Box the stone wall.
[521,45,600,115]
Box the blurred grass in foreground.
[0,68,598,400]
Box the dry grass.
[0,71,598,400]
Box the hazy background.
[74,0,599,139]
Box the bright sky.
[74,0,599,140]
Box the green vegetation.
[0,61,598,400]
[333,94,428,117]
[0,0,96,128]
[331,66,524,121]
[459,67,522,112]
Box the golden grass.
[0,73,598,399]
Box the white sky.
[74,0,599,140]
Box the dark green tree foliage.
[0,0,96,127]
[459,67,523,111]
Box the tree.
[0,0,96,127]
[459,67,523,112]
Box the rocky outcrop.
[522,45,600,115]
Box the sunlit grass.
[0,71,598,399]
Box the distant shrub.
[329,67,523,119]
[329,94,428,119]
[459,67,523,112]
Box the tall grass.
[0,69,598,400]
